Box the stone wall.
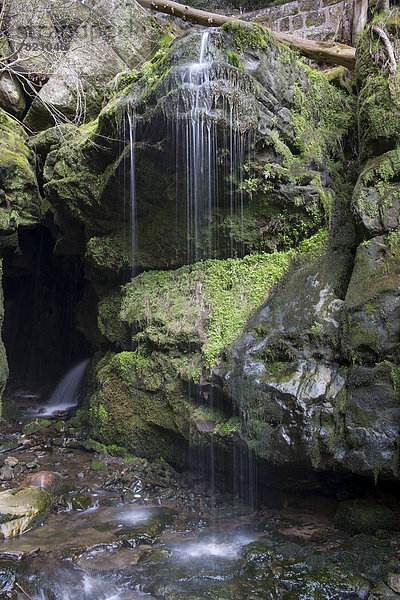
[244,0,353,43]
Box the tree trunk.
[136,0,356,69]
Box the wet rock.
[70,494,95,511]
[0,466,14,481]
[0,567,16,594]
[334,500,398,535]
[342,234,400,363]
[26,462,39,470]
[387,574,400,594]
[18,471,64,496]
[353,150,400,236]
[370,581,400,599]
[116,513,173,548]
[3,457,18,467]
[0,486,52,538]
[0,72,26,117]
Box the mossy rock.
[342,232,400,362]
[87,351,190,467]
[0,109,40,247]
[116,515,171,548]
[334,500,398,535]
[356,12,400,160]
[0,486,52,538]
[353,149,400,236]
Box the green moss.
[0,109,40,237]
[222,22,272,52]
[214,417,240,436]
[123,252,292,368]
[121,230,327,369]
[87,351,189,465]
[293,67,355,165]
[355,13,400,159]
[226,51,245,71]
[334,500,398,534]
[86,230,131,274]
[91,459,106,471]
[391,367,400,399]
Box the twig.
[15,582,35,600]
[372,24,398,73]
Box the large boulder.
[87,236,329,463]
[0,72,26,117]
[355,10,400,161]
[342,232,400,363]
[353,150,400,237]
[23,0,162,130]
[0,486,52,538]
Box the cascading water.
[124,29,256,514]
[38,359,90,416]
[127,111,136,277]
[174,29,253,262]
[175,30,256,514]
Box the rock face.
[0,109,40,250]
[1,2,400,486]
[22,0,161,130]
[217,14,400,479]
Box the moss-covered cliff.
[1,1,399,484]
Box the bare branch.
[372,23,398,73]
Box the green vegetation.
[334,500,398,534]
[120,229,326,368]
[222,22,272,52]
[123,252,289,368]
[91,459,107,471]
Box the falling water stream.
[24,359,90,417]
[171,30,252,262]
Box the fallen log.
[136,0,356,69]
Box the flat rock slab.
[0,486,52,539]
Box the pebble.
[0,465,14,480]
[26,462,38,469]
[4,456,19,467]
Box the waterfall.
[127,111,136,276]
[178,31,255,514]
[175,29,252,262]
[41,359,90,416]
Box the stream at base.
[1,405,400,600]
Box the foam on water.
[173,533,254,560]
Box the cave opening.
[2,225,93,399]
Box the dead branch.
[372,23,398,73]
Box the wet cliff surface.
[0,0,399,494]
